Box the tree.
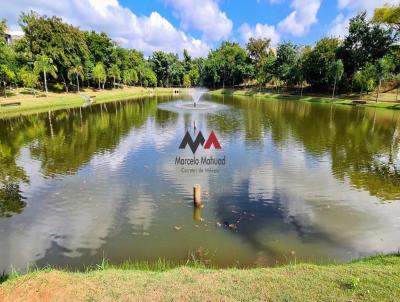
[183,73,191,88]
[275,42,297,86]
[0,65,15,98]
[68,64,84,92]
[374,56,394,102]
[122,69,138,86]
[246,38,271,87]
[19,11,89,92]
[304,38,340,89]
[142,68,157,87]
[338,12,395,79]
[353,64,376,98]
[93,62,106,89]
[373,5,400,33]
[34,54,57,96]
[108,64,120,89]
[19,66,39,96]
[328,59,344,98]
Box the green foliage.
[353,64,376,94]
[304,38,340,87]
[19,11,89,91]
[19,66,39,91]
[182,73,191,88]
[122,69,138,86]
[338,12,395,77]
[93,62,106,89]
[373,5,400,32]
[275,42,297,84]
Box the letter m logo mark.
[179,131,221,154]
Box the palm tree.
[68,65,84,92]
[34,55,57,97]
[109,64,121,89]
[93,63,106,90]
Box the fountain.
[158,87,226,113]
[189,88,208,107]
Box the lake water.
[1,94,400,272]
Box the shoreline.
[1,255,399,301]
[210,88,400,111]
[0,87,179,119]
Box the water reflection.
[0,94,399,272]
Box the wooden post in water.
[193,184,201,206]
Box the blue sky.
[2,0,397,57]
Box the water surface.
[1,94,400,271]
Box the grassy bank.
[1,255,399,301]
[211,88,400,111]
[0,87,179,119]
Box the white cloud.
[164,0,233,42]
[0,0,210,57]
[239,23,280,46]
[328,13,350,38]
[278,0,321,36]
[329,0,399,38]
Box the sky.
[1,0,398,57]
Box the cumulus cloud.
[0,0,210,57]
[329,0,399,38]
[278,0,321,36]
[238,23,280,46]
[164,0,233,42]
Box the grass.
[1,255,399,301]
[0,86,179,119]
[211,88,400,111]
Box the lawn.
[1,255,399,301]
[0,87,177,119]
[211,88,400,111]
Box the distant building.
[3,29,24,45]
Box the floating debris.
[216,222,222,227]
[174,225,183,231]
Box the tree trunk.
[76,73,80,92]
[113,76,115,89]
[332,78,336,99]
[376,78,381,103]
[396,84,399,103]
[300,81,303,97]
[98,79,101,90]
[3,81,6,98]
[44,70,48,97]
[61,74,68,92]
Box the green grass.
[0,87,178,119]
[211,88,400,111]
[1,255,400,301]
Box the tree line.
[0,6,399,101]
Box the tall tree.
[0,65,15,98]
[108,64,120,89]
[373,5,400,33]
[275,42,297,86]
[337,12,394,79]
[19,11,89,92]
[328,59,344,98]
[93,62,106,89]
[68,64,84,92]
[374,56,394,102]
[246,38,271,87]
[34,54,57,96]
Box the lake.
[1,93,400,272]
